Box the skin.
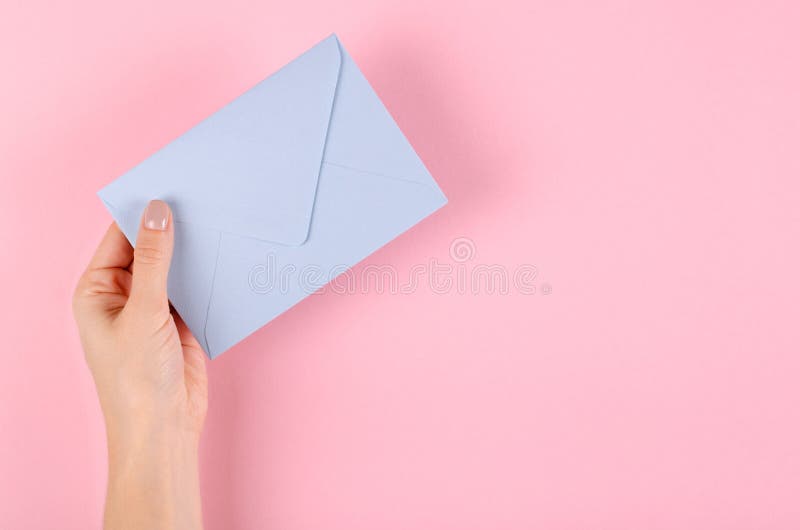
[73,200,207,530]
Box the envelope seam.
[321,161,443,194]
[202,231,224,357]
[304,39,345,238]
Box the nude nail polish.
[143,200,170,231]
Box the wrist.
[105,425,202,529]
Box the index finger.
[87,223,134,271]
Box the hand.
[73,200,207,529]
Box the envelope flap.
[99,35,342,246]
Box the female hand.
[73,200,207,529]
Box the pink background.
[2,1,799,528]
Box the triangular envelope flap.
[99,35,342,246]
[323,38,445,198]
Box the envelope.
[97,34,447,358]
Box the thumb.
[128,200,174,314]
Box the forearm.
[75,206,208,529]
[105,426,203,530]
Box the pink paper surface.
[1,1,799,528]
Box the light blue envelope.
[98,34,447,358]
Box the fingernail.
[143,200,170,231]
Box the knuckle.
[82,269,113,289]
[134,244,165,265]
[72,270,112,310]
